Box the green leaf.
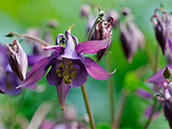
[123,71,153,93]
[97,122,111,129]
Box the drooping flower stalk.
[7,31,50,46]
[144,45,160,129]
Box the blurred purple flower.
[26,28,53,66]
[17,25,115,110]
[80,4,91,18]
[0,44,22,95]
[151,8,172,54]
[120,21,145,63]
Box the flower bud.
[120,21,145,63]
[156,84,172,128]
[92,19,113,61]
[5,40,28,81]
[5,31,15,37]
[163,66,172,79]
[105,10,119,28]
[121,7,131,16]
[80,4,91,18]
[151,9,172,54]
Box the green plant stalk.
[81,84,96,129]
[106,53,115,125]
[14,32,50,46]
[144,45,160,129]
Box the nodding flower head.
[156,82,172,128]
[151,8,172,55]
[17,25,115,111]
[5,40,28,81]
[92,19,113,61]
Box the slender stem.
[14,33,50,46]
[114,90,128,129]
[144,45,160,129]
[81,84,96,129]
[106,54,115,126]
[144,98,157,129]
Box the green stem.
[106,54,115,126]
[144,45,160,129]
[14,32,50,46]
[81,84,96,129]
[114,90,128,129]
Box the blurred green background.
[0,0,172,128]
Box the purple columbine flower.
[156,83,172,128]
[105,10,119,29]
[17,25,115,111]
[151,8,172,55]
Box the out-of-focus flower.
[105,10,119,28]
[80,4,91,18]
[26,28,53,66]
[5,40,28,81]
[146,65,172,86]
[156,83,172,128]
[121,7,131,16]
[47,19,59,29]
[151,8,172,55]
[120,7,145,63]
[92,19,113,60]
[0,44,22,95]
[120,21,145,63]
[17,25,115,111]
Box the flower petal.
[146,65,172,86]
[69,59,88,87]
[85,57,116,80]
[17,57,49,88]
[56,82,71,111]
[27,54,45,66]
[46,64,63,86]
[75,37,112,54]
[61,30,80,59]
[136,88,152,98]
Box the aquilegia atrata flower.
[17,25,115,110]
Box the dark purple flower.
[120,20,145,63]
[17,25,115,110]
[5,40,28,81]
[156,83,172,128]
[151,9,172,54]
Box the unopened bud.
[5,31,15,37]
[47,19,59,28]
[121,7,131,16]
[93,19,112,61]
[163,66,172,79]
[105,10,119,28]
[120,21,145,63]
[80,4,91,18]
[151,9,172,54]
[5,40,28,81]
